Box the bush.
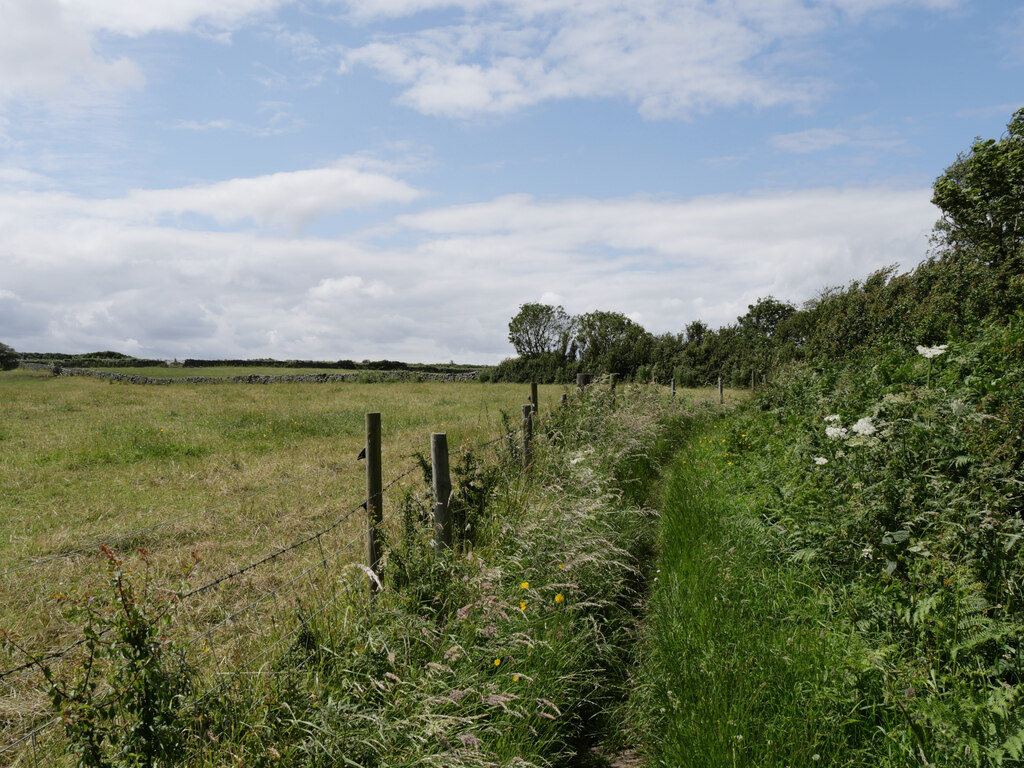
[0,342,17,370]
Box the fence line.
[0,397,535,765]
[0,462,348,579]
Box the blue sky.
[0,0,1021,363]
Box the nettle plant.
[44,545,195,768]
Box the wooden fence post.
[521,404,533,470]
[671,377,676,400]
[718,375,724,405]
[560,393,568,408]
[431,433,452,551]
[530,382,539,414]
[365,412,383,594]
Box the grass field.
[0,370,737,762]
[0,370,566,750]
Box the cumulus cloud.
[0,0,289,112]
[341,0,960,119]
[0,183,939,362]
[0,0,143,109]
[3,159,422,231]
[113,161,423,229]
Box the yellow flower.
[554,593,565,604]
[520,581,529,589]
[558,563,565,570]
[493,658,501,667]
[519,601,527,611]
[512,674,520,682]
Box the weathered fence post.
[521,403,533,470]
[365,412,383,594]
[576,373,586,392]
[671,377,676,400]
[750,370,755,390]
[560,393,568,408]
[431,433,452,551]
[718,375,724,405]
[530,382,539,414]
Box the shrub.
[0,341,18,371]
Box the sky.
[0,1,1021,364]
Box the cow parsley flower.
[851,417,876,436]
[825,426,848,440]
[813,457,828,465]
[916,344,948,359]
[824,414,842,423]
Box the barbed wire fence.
[0,393,541,767]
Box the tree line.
[484,108,1024,386]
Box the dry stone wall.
[18,362,479,384]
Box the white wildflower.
[916,344,948,359]
[861,546,873,559]
[813,457,828,465]
[824,414,841,423]
[851,417,876,436]
[825,425,848,440]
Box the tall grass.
[633,425,906,766]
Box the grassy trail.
[630,419,908,767]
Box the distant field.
[105,366,368,378]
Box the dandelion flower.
[520,581,529,589]
[813,457,828,466]
[519,601,527,612]
[554,593,565,604]
[512,674,520,682]
[493,658,501,667]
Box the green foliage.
[0,341,17,371]
[932,107,1024,270]
[508,302,576,359]
[44,546,194,768]
[674,315,1024,765]
[575,311,654,377]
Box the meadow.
[0,369,730,765]
[0,370,569,757]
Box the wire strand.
[1,463,346,578]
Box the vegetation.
[491,110,1024,386]
[629,108,1024,766]
[0,369,697,765]
[0,342,17,371]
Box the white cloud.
[770,125,905,153]
[4,160,422,231]
[61,0,290,37]
[0,0,289,113]
[0,182,939,361]
[0,0,143,109]
[341,0,960,119]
